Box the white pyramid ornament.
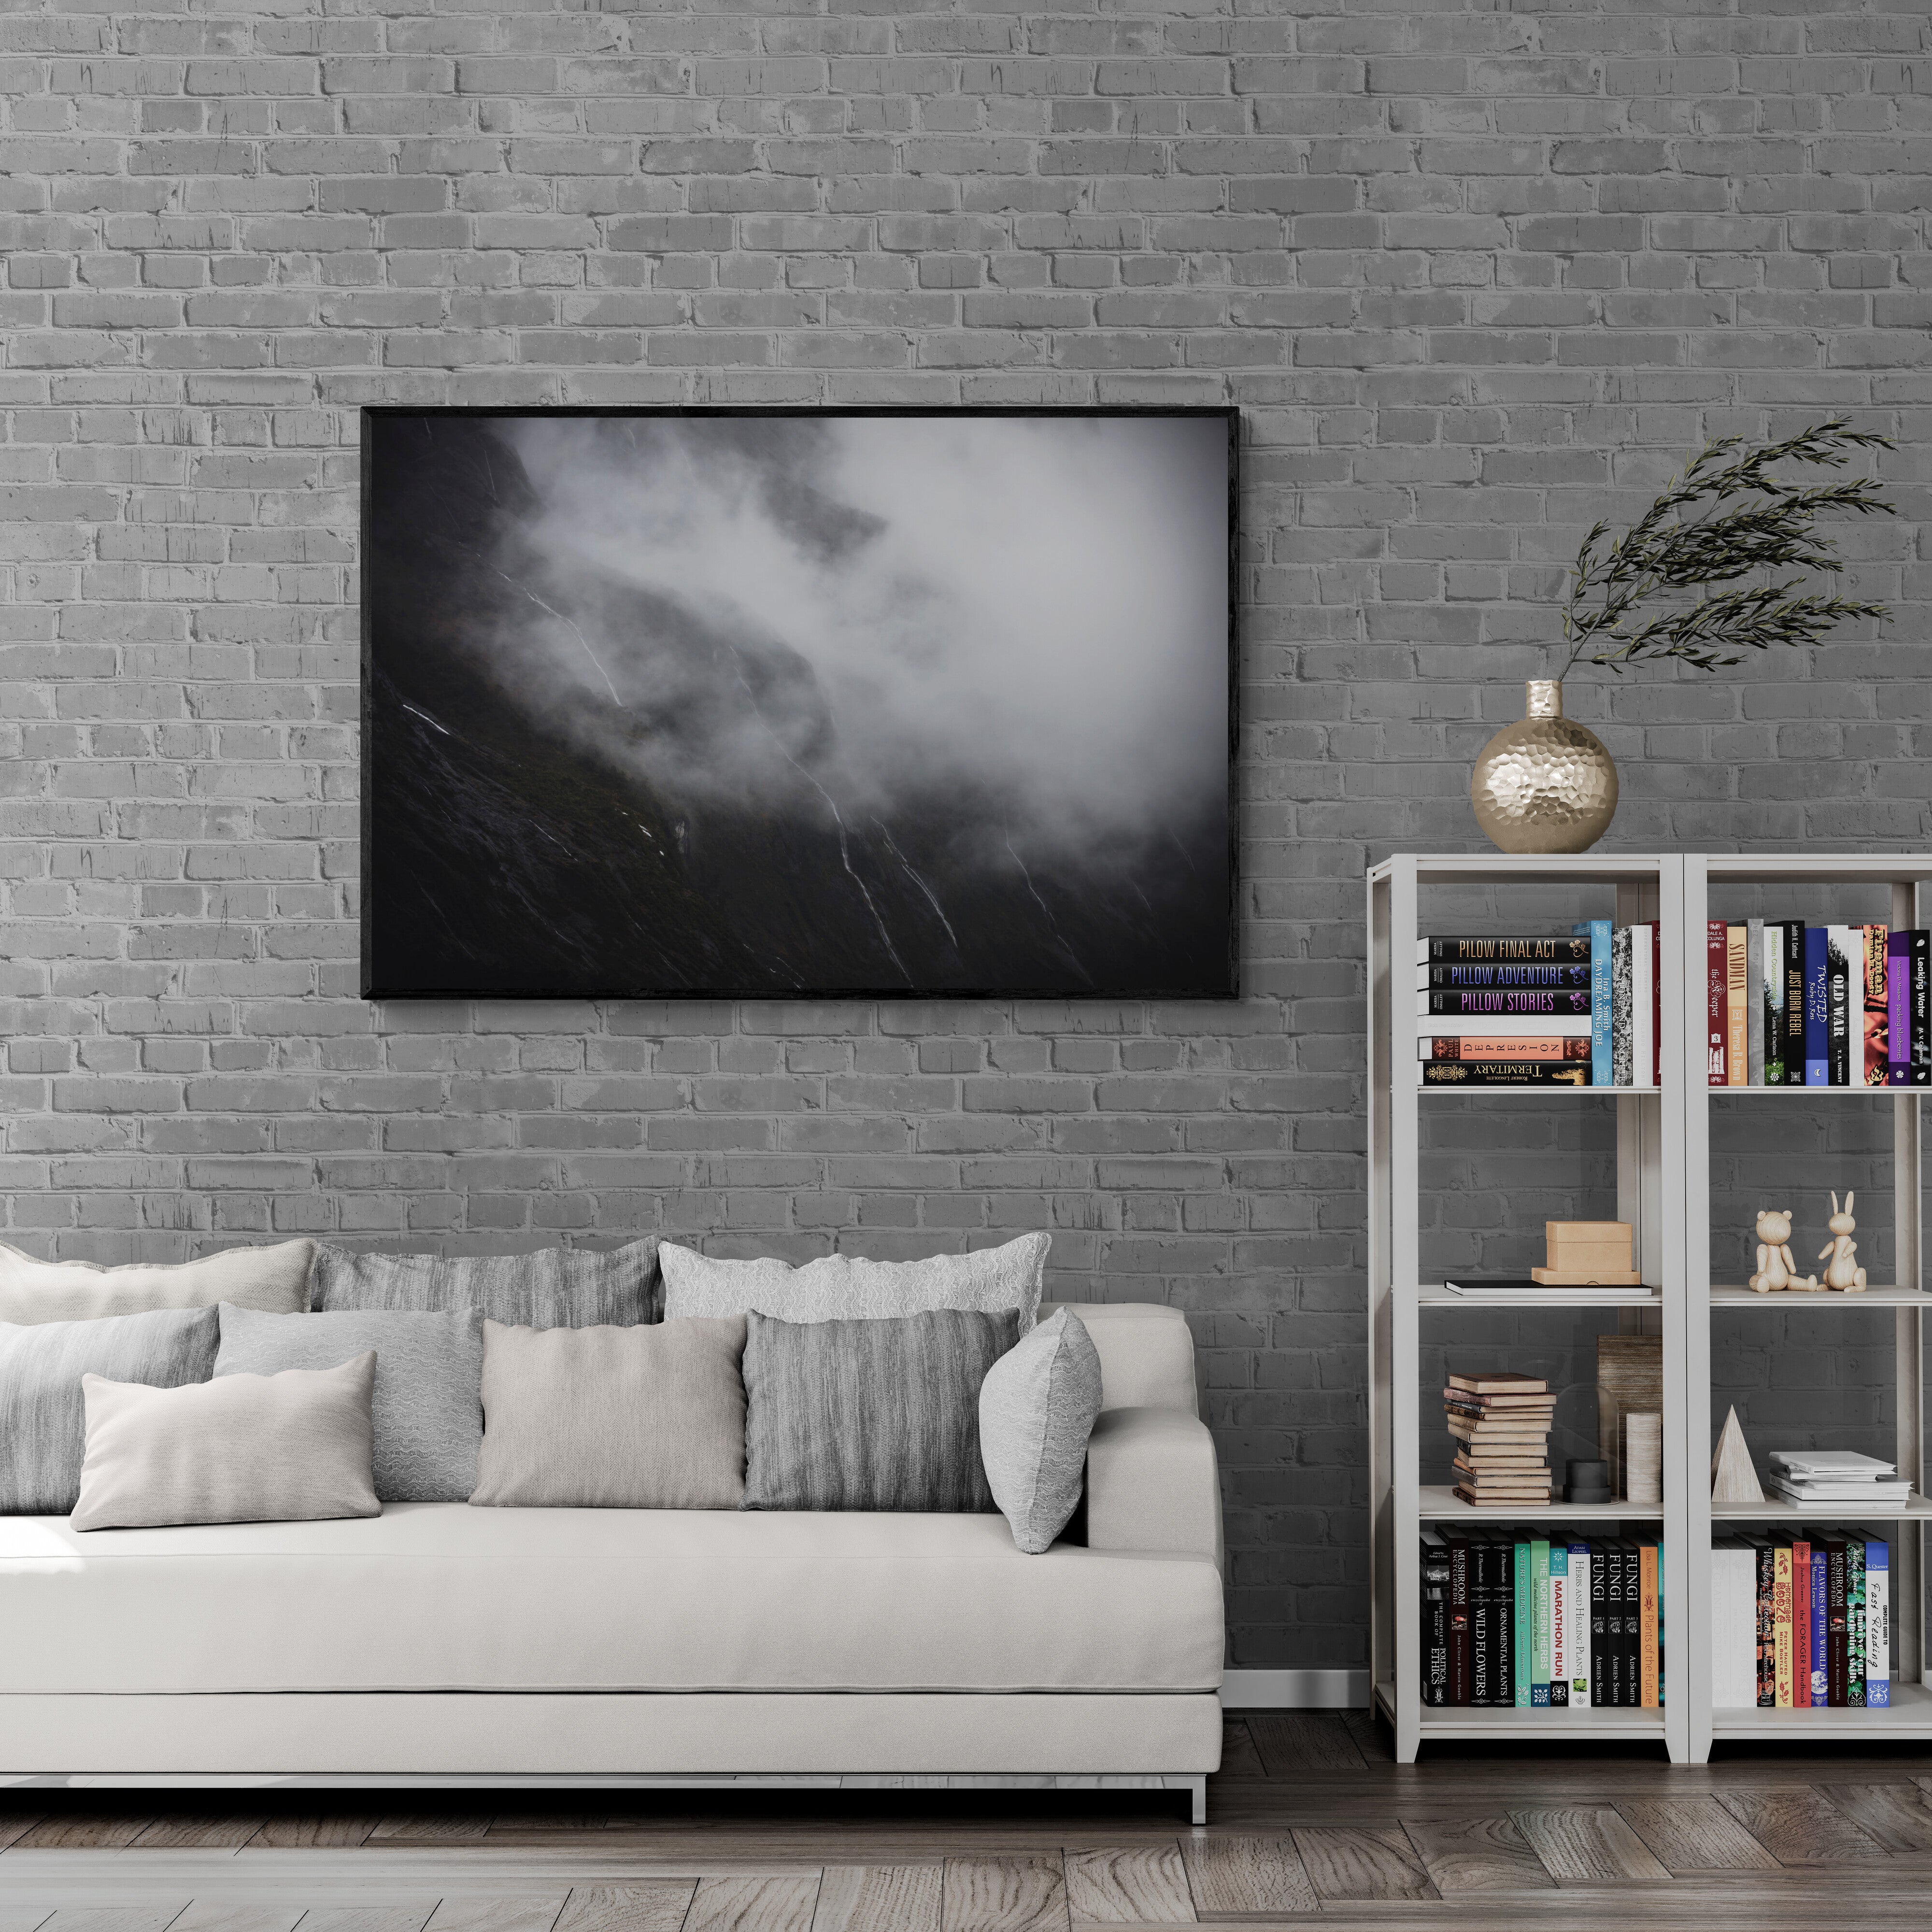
[1710,1406,1764,1506]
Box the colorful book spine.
[1864,925,1889,1087]
[1548,1543,1569,1707]
[1725,923,1747,1087]
[1422,1061,1590,1087]
[1772,1540,1793,1708]
[1423,1036,1592,1062]
[1638,1540,1660,1708]
[1567,1542,1591,1707]
[1827,924,1856,1085]
[1889,929,1912,1085]
[1577,920,1613,1085]
[1591,1537,1609,1709]
[1756,1538,1775,1706]
[1746,918,1765,1085]
[1847,1536,1866,1706]
[1810,1540,1828,1706]
[1708,921,1728,1086]
[1915,929,1932,1086]
[1826,1536,1848,1706]
[1791,1540,1811,1708]
[1513,1537,1532,1707]
[1529,1538,1551,1705]
[1422,989,1594,1016]
[1610,926,1633,1087]
[1422,937,1594,964]
[1804,926,1830,1086]
[1650,923,1663,1088]
[1866,1537,1890,1707]
[1781,920,1806,1081]
[1764,920,1786,1084]
[1423,963,1594,989]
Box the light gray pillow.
[312,1238,657,1329]
[71,1354,380,1532]
[662,1233,1047,1331]
[742,1307,1016,1513]
[469,1316,747,1509]
[0,1306,219,1514]
[979,1308,1102,1553]
[214,1304,483,1504]
[0,1239,314,1326]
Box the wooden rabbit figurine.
[1748,1208,1816,1293]
[1818,1191,1868,1292]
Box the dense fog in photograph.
[365,412,1234,998]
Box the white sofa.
[0,1302,1224,1818]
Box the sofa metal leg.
[1183,1774,1207,1825]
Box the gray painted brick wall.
[3,0,1929,1672]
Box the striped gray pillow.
[0,1306,220,1514]
[742,1308,1017,1513]
[312,1238,658,1329]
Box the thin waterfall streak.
[715,641,911,983]
[490,567,624,707]
[1004,826,1093,986]
[875,818,961,952]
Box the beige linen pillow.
[470,1317,747,1509]
[70,1353,380,1532]
[0,1239,315,1326]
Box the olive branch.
[1559,420,1897,679]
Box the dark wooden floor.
[6,1711,1932,1930]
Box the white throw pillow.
[69,1354,380,1532]
[979,1309,1103,1553]
[0,1239,315,1326]
[660,1232,1048,1331]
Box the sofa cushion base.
[0,1692,1222,1777]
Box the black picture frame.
[360,405,1240,1002]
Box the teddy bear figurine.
[1748,1208,1817,1293]
[1817,1191,1868,1293]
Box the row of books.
[1709,922,1932,1086]
[1417,931,1657,1087]
[1711,1532,1890,1707]
[1421,1530,1663,1707]
[1445,1371,1554,1506]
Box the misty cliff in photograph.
[362,411,1235,998]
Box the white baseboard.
[1221,1668,1369,1710]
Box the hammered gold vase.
[1470,680,1618,854]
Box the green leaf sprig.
[1560,420,1896,678]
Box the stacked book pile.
[1764,1449,1911,1508]
[1420,925,1658,1088]
[1711,1530,1890,1708]
[1421,1528,1663,1708]
[1708,919,1932,1086]
[1446,1372,1554,1506]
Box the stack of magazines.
[1765,1449,1911,1507]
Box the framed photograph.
[360,408,1237,999]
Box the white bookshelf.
[1682,853,1932,1760]
[1367,853,1690,1764]
[1368,851,1932,1764]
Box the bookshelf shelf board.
[1416,1484,1664,1522]
[1711,1681,1932,1734]
[1415,1085,1663,1098]
[1705,1086,1919,1098]
[1708,1492,1932,1522]
[1710,1283,1921,1306]
[1376,1681,1667,1736]
[1420,1285,1660,1308]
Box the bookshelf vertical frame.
[1366,853,1690,1763]
[1682,854,1932,1761]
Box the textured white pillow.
[979,1309,1103,1553]
[0,1240,314,1326]
[70,1353,380,1532]
[660,1233,1048,1331]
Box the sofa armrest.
[1084,1406,1222,1570]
